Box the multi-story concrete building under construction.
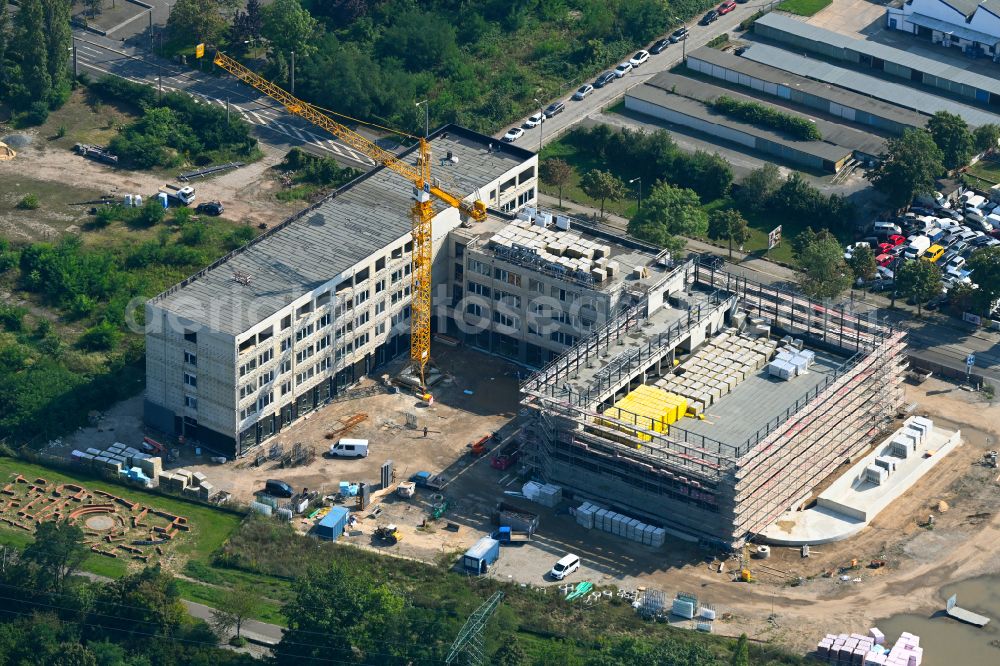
[144,126,537,456]
[520,260,906,548]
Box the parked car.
[915,191,949,209]
[328,438,369,458]
[264,479,294,498]
[572,84,594,100]
[887,234,906,247]
[903,235,931,260]
[614,62,633,78]
[524,113,544,128]
[700,9,719,25]
[669,27,689,43]
[718,0,737,13]
[650,38,671,54]
[874,221,902,236]
[630,50,650,67]
[921,244,946,262]
[876,253,894,267]
[196,201,224,216]
[543,101,565,118]
[549,553,581,580]
[843,241,871,260]
[594,71,616,88]
[502,127,524,143]
[945,255,966,272]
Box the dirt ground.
[51,350,1000,653]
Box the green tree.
[733,163,782,213]
[676,150,733,201]
[379,8,460,72]
[210,583,260,640]
[90,567,188,640]
[494,635,528,666]
[261,0,318,57]
[167,0,229,48]
[847,244,877,283]
[895,259,942,315]
[973,123,1000,154]
[277,561,404,661]
[966,246,1000,313]
[84,0,102,17]
[627,182,707,252]
[540,158,574,207]
[799,235,852,300]
[580,169,626,219]
[707,208,752,258]
[22,520,87,592]
[867,129,945,210]
[42,0,73,104]
[928,111,974,170]
[791,226,833,257]
[78,320,122,351]
[731,634,750,666]
[13,0,52,106]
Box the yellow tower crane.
[208,52,487,389]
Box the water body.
[877,575,1000,664]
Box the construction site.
[521,260,907,548]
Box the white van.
[329,438,369,458]
[903,235,931,260]
[549,553,581,580]
[873,221,902,236]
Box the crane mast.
[210,52,486,388]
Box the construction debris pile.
[816,629,922,666]
[574,501,667,547]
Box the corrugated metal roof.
[464,537,499,558]
[150,126,531,336]
[742,42,1000,127]
[626,83,852,162]
[687,46,928,129]
[756,11,1000,96]
[907,12,1000,45]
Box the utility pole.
[416,99,429,137]
[629,177,642,211]
[148,10,153,54]
[72,37,78,78]
[290,50,295,95]
[226,97,231,124]
[446,591,504,666]
[534,97,544,153]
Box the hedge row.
[710,95,822,141]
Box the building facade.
[888,0,1000,60]
[144,126,537,456]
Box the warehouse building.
[442,209,670,366]
[741,42,1000,127]
[521,261,906,548]
[686,46,927,135]
[754,11,1000,107]
[887,0,1000,60]
[625,75,856,173]
[145,126,537,456]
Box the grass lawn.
[966,158,1000,187]
[174,578,287,625]
[777,0,833,16]
[0,456,242,579]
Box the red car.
[718,0,737,14]
[878,242,894,255]
[888,234,906,247]
[876,253,894,267]
[490,442,521,471]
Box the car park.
[718,0,737,13]
[524,113,544,128]
[543,101,565,118]
[503,127,524,143]
[594,71,616,88]
[700,9,719,25]
[572,84,593,100]
[614,62,633,78]
[630,50,650,67]
[670,27,690,43]
[650,38,671,54]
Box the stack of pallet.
[597,385,687,443]
[489,217,619,283]
[655,330,778,414]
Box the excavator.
[203,50,488,390]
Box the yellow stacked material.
[596,386,689,444]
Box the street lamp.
[290,50,295,95]
[416,99,429,138]
[534,97,544,154]
[629,177,642,211]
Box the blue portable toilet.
[315,507,350,541]
[157,192,170,209]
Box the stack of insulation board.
[586,504,666,546]
[597,385,687,443]
[768,347,817,381]
[864,632,922,666]
[815,632,875,663]
[488,218,618,283]
[816,630,921,666]
[671,592,698,619]
[655,329,777,413]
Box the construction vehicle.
[159,184,196,206]
[374,524,402,544]
[496,525,532,543]
[74,143,119,165]
[491,501,539,534]
[396,481,416,498]
[469,434,492,457]
[140,437,165,455]
[410,471,447,490]
[206,50,488,389]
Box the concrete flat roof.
[741,42,1000,127]
[150,126,533,336]
[686,46,928,130]
[626,82,852,163]
[677,346,845,449]
[646,71,886,156]
[760,422,961,545]
[756,11,1000,96]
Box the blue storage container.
[315,507,350,541]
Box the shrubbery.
[276,148,362,201]
[711,95,822,141]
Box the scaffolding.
[521,262,907,548]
